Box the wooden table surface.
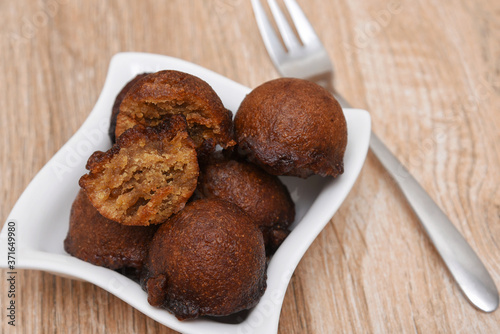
[1,0,499,333]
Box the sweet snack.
[64,190,158,274]
[234,78,348,178]
[143,198,267,320]
[115,70,236,157]
[80,115,199,226]
[65,70,353,320]
[109,73,150,143]
[197,152,294,254]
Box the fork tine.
[267,0,301,50]
[283,0,320,45]
[251,0,287,64]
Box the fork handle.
[333,91,499,313]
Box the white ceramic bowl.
[0,53,371,334]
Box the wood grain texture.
[1,0,499,333]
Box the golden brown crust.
[64,190,158,273]
[143,198,267,320]
[109,73,150,143]
[115,70,236,157]
[197,152,294,254]
[80,115,199,226]
[235,78,348,178]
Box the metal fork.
[251,0,498,312]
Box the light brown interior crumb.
[126,100,215,148]
[87,133,197,225]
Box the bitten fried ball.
[235,78,348,178]
[80,115,199,226]
[109,73,150,143]
[115,70,236,157]
[64,190,158,273]
[143,198,267,320]
[197,152,294,253]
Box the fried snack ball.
[197,152,294,254]
[115,70,236,157]
[64,190,158,273]
[143,198,267,320]
[80,115,199,226]
[109,73,150,143]
[235,78,348,178]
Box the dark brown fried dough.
[109,73,150,143]
[80,115,199,226]
[64,190,158,273]
[235,78,348,178]
[143,198,267,320]
[115,70,236,157]
[197,152,294,254]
